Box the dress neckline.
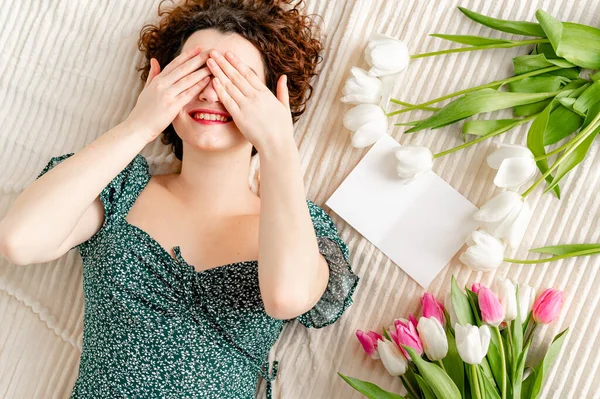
[122,158,258,276]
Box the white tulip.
[417,317,448,361]
[487,143,537,189]
[445,292,459,328]
[394,144,434,183]
[473,191,533,249]
[364,32,410,77]
[455,324,491,365]
[377,339,408,376]
[459,230,506,272]
[495,278,518,321]
[517,283,536,321]
[343,104,388,148]
[340,67,383,104]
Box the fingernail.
[211,50,221,58]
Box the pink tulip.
[421,292,445,326]
[478,286,505,327]
[532,288,564,324]
[391,319,423,358]
[356,330,383,359]
[408,313,419,329]
[471,283,482,294]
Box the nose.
[198,75,221,103]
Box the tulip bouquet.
[339,277,567,399]
[340,6,600,272]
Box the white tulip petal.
[505,199,532,249]
[352,122,386,148]
[487,144,534,169]
[473,191,523,224]
[343,104,386,131]
[378,339,408,376]
[494,158,537,188]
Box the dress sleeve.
[35,152,149,253]
[294,199,360,329]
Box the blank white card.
[326,135,480,289]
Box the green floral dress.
[35,152,360,399]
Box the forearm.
[257,137,329,318]
[0,119,149,252]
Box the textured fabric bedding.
[1,0,599,398]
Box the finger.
[207,58,246,106]
[144,58,156,89]
[208,50,254,97]
[212,77,241,116]
[176,75,211,104]
[224,51,265,91]
[277,75,290,111]
[164,51,210,87]
[171,66,212,96]
[160,45,202,77]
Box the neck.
[168,144,259,216]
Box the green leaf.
[513,99,552,117]
[545,101,600,193]
[451,276,475,326]
[458,7,547,37]
[544,105,583,145]
[591,70,600,81]
[430,34,512,46]
[508,76,569,93]
[404,347,462,399]
[573,81,600,114]
[512,339,531,399]
[338,373,406,399]
[530,243,600,255]
[511,287,524,381]
[466,290,482,326]
[485,327,504,389]
[526,101,561,198]
[536,10,600,69]
[529,328,569,398]
[540,68,580,80]
[442,328,465,394]
[512,54,575,75]
[414,374,436,399]
[406,89,560,133]
[479,364,502,399]
[462,119,521,136]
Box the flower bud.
[460,230,506,272]
[340,67,383,105]
[417,316,448,361]
[478,286,505,326]
[394,144,434,184]
[364,32,410,77]
[532,288,564,324]
[455,323,491,364]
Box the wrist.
[121,118,154,145]
[255,134,298,162]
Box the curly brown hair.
[136,0,324,160]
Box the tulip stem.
[388,99,441,112]
[493,327,507,399]
[409,39,550,59]
[504,247,600,264]
[521,112,600,198]
[432,114,537,159]
[387,65,562,117]
[436,359,446,372]
[470,364,483,399]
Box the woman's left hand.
[206,49,294,152]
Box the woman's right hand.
[126,45,212,142]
